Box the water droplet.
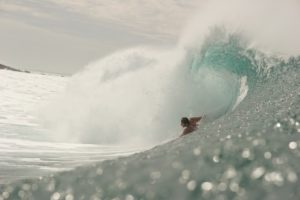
[125,194,135,200]
[224,167,237,179]
[96,168,103,175]
[264,172,284,186]
[65,194,74,200]
[241,149,251,159]
[213,155,220,163]
[274,122,281,128]
[289,118,295,125]
[264,152,272,159]
[251,167,266,179]
[229,182,240,192]
[253,139,266,146]
[201,182,214,191]
[51,192,61,200]
[289,141,297,150]
[2,192,9,199]
[187,180,197,191]
[287,171,298,183]
[193,148,201,156]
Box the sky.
[0,0,199,74]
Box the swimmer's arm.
[190,116,202,123]
[179,128,193,137]
[180,128,190,137]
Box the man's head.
[181,117,189,127]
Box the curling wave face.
[42,31,263,146]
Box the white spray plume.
[41,0,300,146]
[180,0,300,56]
[41,45,236,145]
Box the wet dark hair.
[181,117,189,125]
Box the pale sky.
[0,0,199,74]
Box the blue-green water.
[1,29,300,200]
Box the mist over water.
[181,0,300,56]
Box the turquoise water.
[1,30,300,200]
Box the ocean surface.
[0,70,141,185]
[1,0,300,199]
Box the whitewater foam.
[232,76,249,111]
[41,0,300,148]
[42,43,245,146]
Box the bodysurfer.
[180,116,203,137]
